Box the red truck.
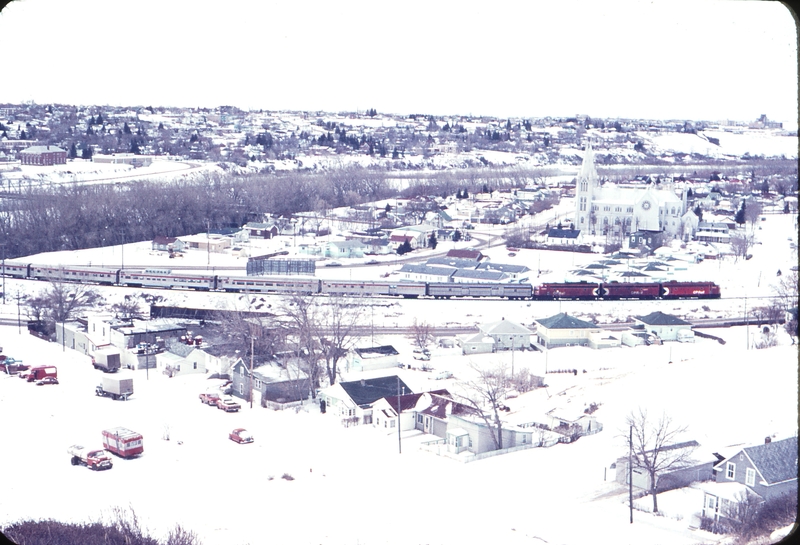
[68,445,113,471]
[199,392,221,405]
[22,366,57,383]
[102,427,144,458]
[0,356,29,375]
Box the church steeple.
[574,140,597,228]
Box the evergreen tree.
[693,205,703,222]
[90,115,96,125]
[453,229,462,242]
[68,143,78,159]
[96,113,103,125]
[428,232,438,249]
[392,147,399,159]
[123,122,132,135]
[81,145,92,159]
[1,131,7,139]
[19,130,26,140]
[385,203,392,214]
[735,201,746,224]
[86,126,94,136]
[130,139,140,154]
[158,122,164,130]
[397,240,412,255]
[463,188,468,199]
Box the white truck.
[91,349,121,373]
[68,445,113,471]
[95,375,134,400]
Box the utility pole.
[397,376,402,454]
[145,323,149,380]
[250,335,255,409]
[629,424,634,524]
[745,296,749,350]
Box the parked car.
[229,428,253,444]
[36,376,59,385]
[199,392,220,405]
[326,261,342,267]
[217,397,241,412]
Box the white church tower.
[574,140,598,230]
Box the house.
[546,404,601,438]
[179,234,232,253]
[445,413,536,455]
[547,227,582,245]
[587,331,621,349]
[319,375,412,424]
[19,145,67,165]
[398,264,454,283]
[478,318,532,350]
[371,389,451,432]
[229,359,310,408]
[534,313,601,348]
[614,440,716,492]
[628,230,665,251]
[695,222,731,243]
[325,239,366,259]
[389,225,436,248]
[346,345,400,373]
[413,392,473,438]
[457,331,495,355]
[152,236,186,253]
[633,311,692,342]
[244,222,279,239]
[710,436,798,501]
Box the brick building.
[19,145,67,165]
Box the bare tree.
[111,294,147,321]
[455,362,510,450]
[410,318,433,351]
[625,408,695,513]
[318,295,364,385]
[729,232,754,262]
[280,294,325,398]
[743,199,763,233]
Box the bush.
[2,507,200,545]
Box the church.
[573,141,686,240]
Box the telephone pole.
[250,335,255,409]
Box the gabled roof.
[426,257,479,269]
[548,228,581,238]
[399,264,455,277]
[380,389,450,414]
[244,222,278,230]
[451,269,507,281]
[535,313,597,330]
[353,345,399,358]
[476,262,530,274]
[20,145,66,154]
[479,319,531,335]
[743,436,798,485]
[634,311,690,326]
[338,376,412,408]
[327,239,366,249]
[446,249,483,261]
[153,235,178,245]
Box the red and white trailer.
[102,427,144,458]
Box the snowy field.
[0,206,797,544]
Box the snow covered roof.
[535,313,597,330]
[479,319,531,336]
[634,311,690,326]
[739,436,798,485]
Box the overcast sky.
[1,0,797,125]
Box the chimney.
[360,379,365,387]
[765,436,771,444]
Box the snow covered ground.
[0,207,796,544]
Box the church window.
[580,217,584,224]
[627,207,633,213]
[671,207,676,214]
[615,217,621,225]
[603,206,610,212]
[615,206,621,212]
[603,217,609,225]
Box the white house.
[633,311,692,342]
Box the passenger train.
[0,262,721,300]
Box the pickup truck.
[68,445,113,471]
[199,392,221,405]
[217,397,241,412]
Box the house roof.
[446,249,483,260]
[548,228,581,238]
[244,222,278,230]
[742,436,798,485]
[399,264,455,277]
[476,262,530,274]
[327,240,366,249]
[20,145,66,154]
[353,345,399,358]
[634,311,691,326]
[425,257,479,269]
[380,389,449,413]
[479,319,531,335]
[153,235,178,245]
[338,375,412,408]
[451,269,507,281]
[536,313,597,330]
